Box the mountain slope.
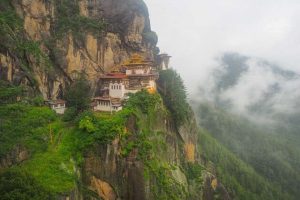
[193,52,300,200]
[194,102,300,200]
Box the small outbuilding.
[48,100,66,114]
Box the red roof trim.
[100,73,127,79]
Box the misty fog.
[145,0,300,123]
[196,53,300,125]
[145,0,300,94]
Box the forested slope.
[194,102,300,200]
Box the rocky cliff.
[76,99,229,200]
[0,1,230,199]
[0,0,157,99]
[0,93,230,200]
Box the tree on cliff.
[157,69,189,126]
[64,73,91,113]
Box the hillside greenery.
[198,128,291,200]
[0,90,187,199]
[0,170,53,199]
[195,102,300,200]
[1,82,294,199]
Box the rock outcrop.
[0,0,157,99]
[0,145,29,170]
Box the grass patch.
[22,151,75,193]
[0,104,56,156]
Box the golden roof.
[122,54,150,66]
[147,87,156,94]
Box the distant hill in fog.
[197,53,300,128]
[191,52,300,200]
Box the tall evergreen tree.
[157,69,189,125]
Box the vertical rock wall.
[0,0,156,99]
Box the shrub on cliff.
[125,89,161,114]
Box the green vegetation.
[76,109,133,146]
[184,163,205,200]
[64,74,92,114]
[0,91,164,196]
[196,103,300,199]
[0,103,77,194]
[22,145,76,193]
[134,129,187,200]
[198,128,291,200]
[0,104,56,156]
[0,81,23,105]
[125,89,161,114]
[185,163,204,186]
[121,90,187,200]
[158,69,189,126]
[0,103,133,195]
[144,159,186,200]
[0,170,53,200]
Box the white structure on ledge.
[48,100,66,114]
[92,97,122,112]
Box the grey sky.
[144,0,300,94]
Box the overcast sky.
[144,0,300,95]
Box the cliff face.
[0,95,230,200]
[0,1,231,199]
[0,0,156,99]
[78,106,229,200]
